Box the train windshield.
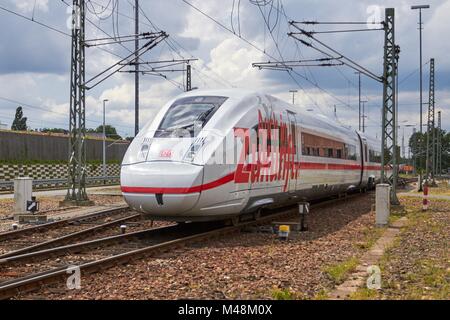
[155,96,228,138]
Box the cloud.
[0,0,449,140]
[206,38,267,88]
[12,0,49,13]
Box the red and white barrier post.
[422,183,429,211]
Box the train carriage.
[121,89,382,222]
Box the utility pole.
[289,90,298,105]
[134,0,139,136]
[381,8,400,205]
[63,0,91,206]
[186,64,192,91]
[426,58,435,185]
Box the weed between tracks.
[323,257,360,285]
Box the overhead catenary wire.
[132,0,234,88]
[261,2,381,117]
[278,4,372,110]
[305,28,384,35]
[297,21,384,25]
[0,4,71,37]
[60,0,185,91]
[288,23,383,82]
[181,0,356,113]
[257,0,365,112]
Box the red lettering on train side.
[234,111,298,191]
[234,128,250,183]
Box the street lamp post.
[361,100,368,133]
[102,99,109,182]
[411,4,430,191]
[411,5,430,133]
[355,72,361,131]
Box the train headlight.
[183,137,206,162]
[137,141,152,161]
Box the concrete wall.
[0,130,129,162]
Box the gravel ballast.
[18,194,381,300]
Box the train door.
[287,111,298,192]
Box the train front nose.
[120,162,203,216]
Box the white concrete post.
[14,177,33,214]
[376,184,391,226]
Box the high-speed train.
[121,89,382,222]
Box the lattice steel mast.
[64,0,90,205]
[135,0,140,136]
[426,58,436,184]
[380,8,400,205]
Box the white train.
[121,89,382,222]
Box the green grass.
[349,288,379,300]
[313,289,329,300]
[399,173,416,179]
[271,288,299,300]
[323,257,359,285]
[355,227,385,250]
[375,206,449,299]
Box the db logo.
[160,149,172,158]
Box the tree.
[40,128,69,134]
[409,128,450,173]
[95,125,122,140]
[11,106,27,131]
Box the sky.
[0,0,448,155]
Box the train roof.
[173,88,256,101]
[170,89,380,146]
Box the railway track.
[0,192,369,300]
[0,206,140,258]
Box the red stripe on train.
[121,162,382,194]
[121,172,235,194]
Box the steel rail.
[0,212,140,259]
[0,205,129,242]
[0,224,180,266]
[0,192,369,300]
